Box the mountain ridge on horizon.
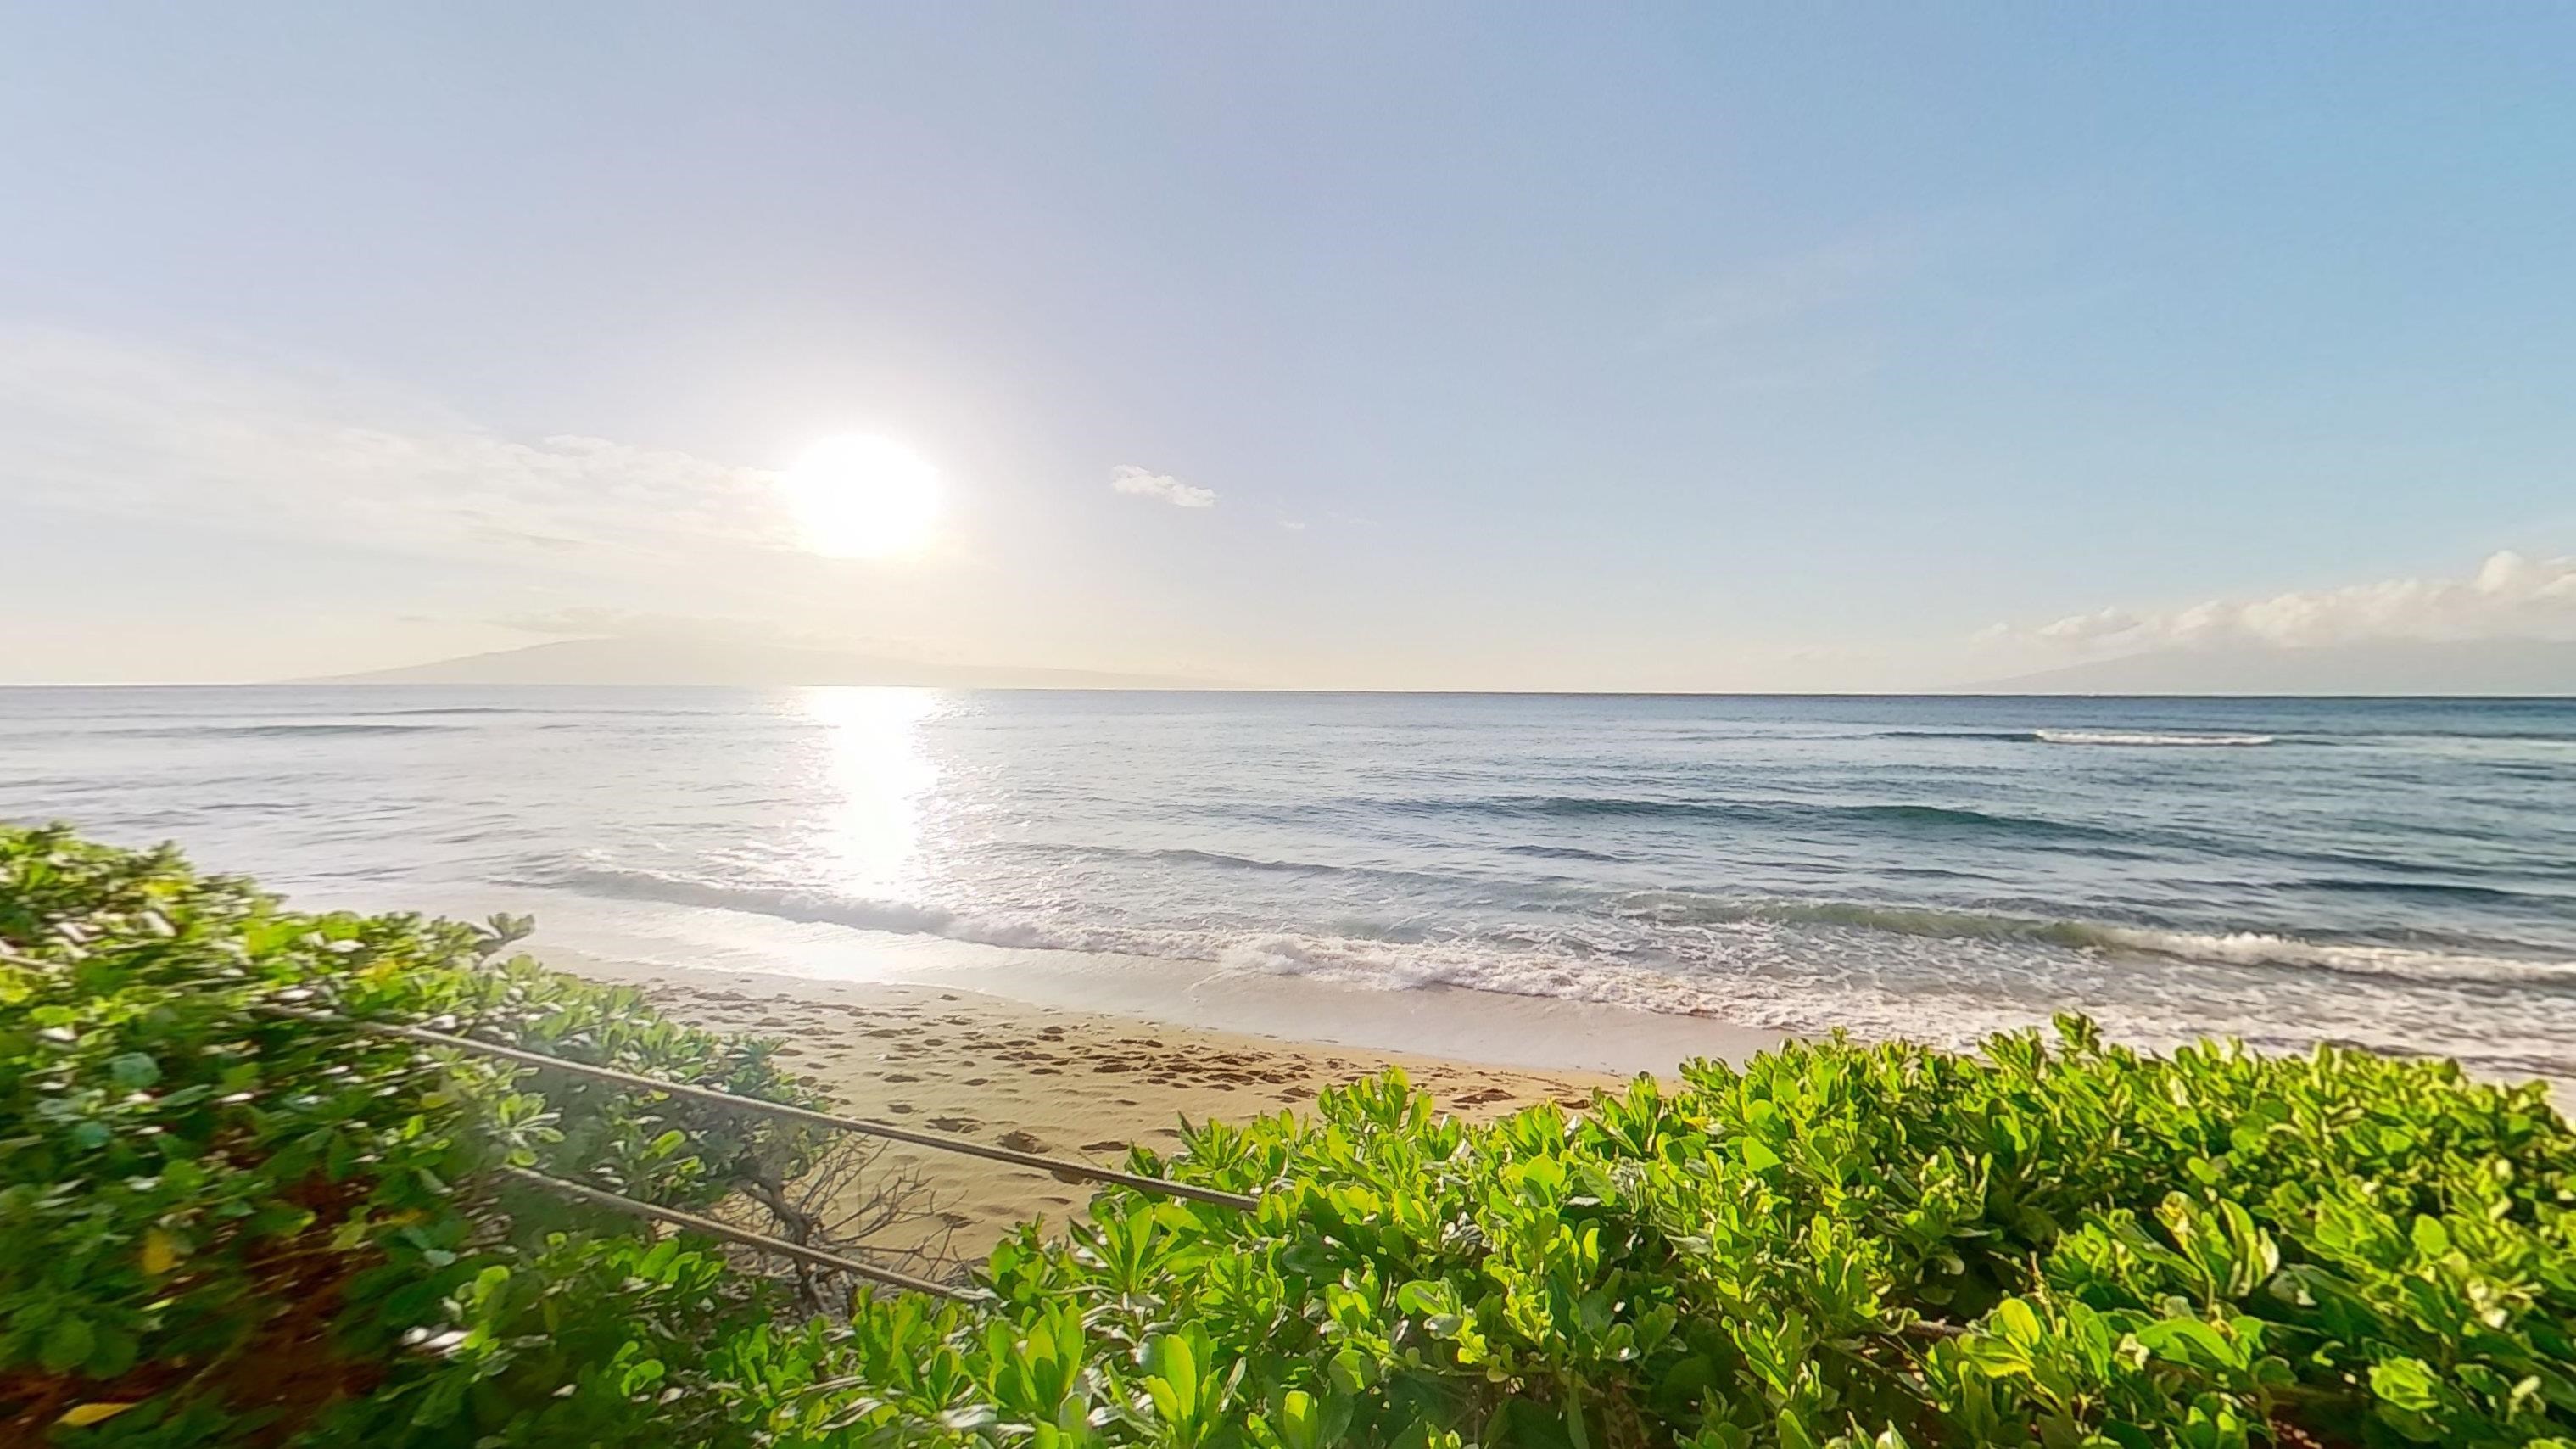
[299,636,1221,690]
[293,635,2576,696]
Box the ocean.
[3,687,2571,1084]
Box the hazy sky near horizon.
[3,4,2573,688]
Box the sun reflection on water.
[802,686,941,898]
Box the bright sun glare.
[780,434,941,558]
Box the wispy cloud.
[1109,464,1215,508]
[1989,551,2576,655]
[0,327,796,569]
[490,607,915,654]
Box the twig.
[495,1166,978,1302]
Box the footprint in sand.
[887,1102,916,1115]
[926,1116,980,1133]
[1081,1138,1126,1153]
[960,1077,989,1087]
[996,1130,1047,1153]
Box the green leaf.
[42,1316,97,1373]
[87,1327,139,1380]
[2370,1357,2444,1413]
[1276,1389,1320,1449]
[107,1052,159,1088]
[1327,1348,1370,1396]
[2409,1216,2450,1259]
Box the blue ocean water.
[3,687,2571,1082]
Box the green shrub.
[8,825,2573,1447]
[740,1012,2575,1447]
[0,825,807,1444]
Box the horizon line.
[3,681,2572,702]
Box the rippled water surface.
[5,687,2571,1082]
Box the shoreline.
[532,907,1790,1080]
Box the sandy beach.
[583,962,1648,1262]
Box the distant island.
[296,635,2576,695]
[1964,639,2576,696]
[303,637,1217,690]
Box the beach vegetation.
[5,825,2573,1446]
[0,825,812,1444]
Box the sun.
[780,434,941,558]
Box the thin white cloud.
[1109,464,1215,508]
[489,607,914,654]
[0,327,796,569]
[1997,551,2576,654]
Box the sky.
[3,3,2573,689]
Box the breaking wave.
[532,866,1070,950]
[1382,794,2126,840]
[538,864,2576,996]
[1613,892,2576,987]
[2035,730,2277,747]
[1873,729,2278,747]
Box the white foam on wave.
[1215,932,1736,1015]
[550,863,2576,993]
[2034,730,2277,747]
[539,865,1070,951]
[1612,892,2576,987]
[2085,924,2576,984]
[531,862,2575,1083]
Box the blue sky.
[3,3,2572,685]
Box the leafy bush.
[0,825,812,1444]
[735,1032,2574,1448]
[8,825,2573,1447]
